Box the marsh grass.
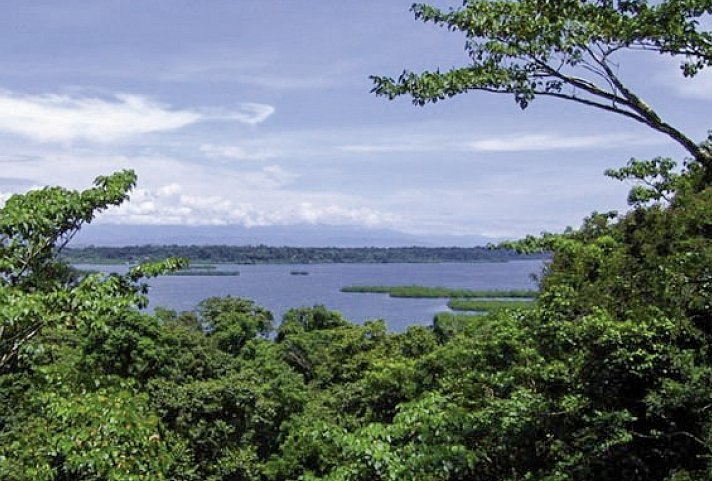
[341,285,537,298]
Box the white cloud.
[200,143,279,161]
[157,183,182,196]
[221,102,276,125]
[0,93,198,142]
[279,202,396,227]
[463,133,653,152]
[100,182,395,227]
[340,132,660,154]
[0,92,275,143]
[0,120,643,241]
[1,147,404,229]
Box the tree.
[197,296,273,355]
[276,305,349,342]
[359,3,712,480]
[0,172,197,480]
[371,0,712,175]
[0,171,187,371]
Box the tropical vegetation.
[1,1,711,480]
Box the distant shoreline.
[62,245,548,265]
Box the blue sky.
[0,1,710,242]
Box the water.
[77,260,544,332]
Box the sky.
[0,1,710,244]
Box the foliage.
[446,298,535,311]
[2,2,711,480]
[2,165,711,480]
[0,374,185,481]
[0,170,136,289]
[197,296,273,355]
[371,0,712,171]
[277,305,350,342]
[0,170,187,372]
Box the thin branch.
[582,46,620,94]
[585,45,709,163]
[537,91,649,123]
[579,61,611,85]
[532,57,632,107]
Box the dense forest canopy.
[1,1,711,480]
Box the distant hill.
[70,224,498,248]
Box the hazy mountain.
[71,224,495,248]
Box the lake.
[78,260,544,332]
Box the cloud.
[340,142,435,153]
[463,133,654,152]
[278,202,396,227]
[0,177,36,188]
[219,102,275,125]
[0,154,41,163]
[147,52,354,91]
[0,119,643,241]
[257,165,297,187]
[0,92,198,142]
[340,132,660,154]
[0,92,275,143]
[100,182,395,227]
[200,143,279,161]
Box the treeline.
[62,244,546,264]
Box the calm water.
[78,260,544,332]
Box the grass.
[447,298,535,312]
[340,285,537,299]
[187,264,217,270]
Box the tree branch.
[584,45,710,165]
[532,57,632,107]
